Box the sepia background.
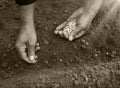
[0,0,120,88]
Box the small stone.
[74,80,80,86]
[106,52,109,55]
[73,44,77,49]
[14,64,19,68]
[43,40,49,45]
[60,59,63,62]
[81,45,86,49]
[81,39,86,43]
[64,10,68,13]
[53,83,60,88]
[45,26,48,31]
[8,44,12,48]
[112,51,117,55]
[85,42,89,46]
[53,21,57,25]
[3,54,7,57]
[7,66,12,70]
[45,60,48,64]
[36,83,41,88]
[95,53,98,57]
[2,62,8,68]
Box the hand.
[15,25,40,64]
[55,7,93,41]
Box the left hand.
[55,7,92,41]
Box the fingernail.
[69,36,73,41]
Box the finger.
[58,30,64,37]
[74,30,87,39]
[17,44,36,64]
[68,7,84,20]
[27,43,37,63]
[55,21,67,34]
[27,43,35,58]
[68,27,81,41]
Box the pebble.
[35,83,41,88]
[64,10,69,13]
[106,52,109,55]
[43,40,49,45]
[8,44,12,48]
[53,83,60,88]
[53,21,57,25]
[85,42,89,46]
[36,43,40,46]
[81,39,86,43]
[14,63,19,68]
[60,59,63,62]
[74,80,80,86]
[95,53,98,57]
[45,26,48,31]
[1,62,8,68]
[7,66,12,70]
[81,45,87,49]
[45,60,48,64]
[3,54,7,57]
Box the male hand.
[55,8,93,41]
[55,0,103,41]
[15,25,40,64]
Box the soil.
[0,0,120,88]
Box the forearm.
[20,3,35,26]
[84,0,103,18]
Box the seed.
[30,56,35,61]
[63,20,76,38]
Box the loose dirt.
[0,0,120,88]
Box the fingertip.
[69,36,73,41]
[29,55,37,64]
[54,30,58,34]
[58,31,64,37]
[56,21,67,31]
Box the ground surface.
[0,0,120,88]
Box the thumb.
[27,42,36,61]
[68,7,84,20]
[69,27,81,41]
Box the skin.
[55,0,118,41]
[15,3,40,64]
[15,0,118,63]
